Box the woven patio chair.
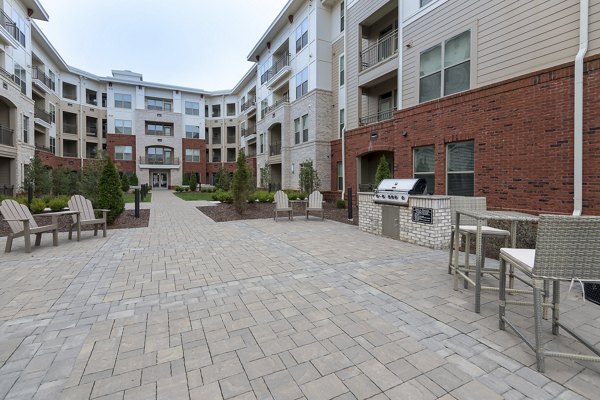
[447,196,510,276]
[498,215,600,372]
[273,190,292,221]
[305,191,324,220]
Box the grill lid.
[376,178,427,193]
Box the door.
[160,173,168,188]
[378,92,393,121]
[152,173,160,188]
[382,205,400,240]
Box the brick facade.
[182,138,206,184]
[341,56,600,215]
[106,134,136,174]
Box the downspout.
[573,0,588,216]
[341,0,347,200]
[79,75,84,168]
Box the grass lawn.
[124,192,152,203]
[173,191,214,201]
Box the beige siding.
[346,0,394,130]
[402,0,600,108]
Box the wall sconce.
[291,164,294,174]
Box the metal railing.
[227,134,236,144]
[0,10,16,39]
[269,143,281,156]
[34,107,52,124]
[0,66,13,81]
[35,144,53,153]
[246,149,257,157]
[212,135,221,145]
[241,128,256,137]
[32,67,56,91]
[139,156,179,165]
[240,98,255,112]
[260,53,290,84]
[86,126,98,136]
[359,107,397,126]
[63,122,77,134]
[0,124,13,146]
[360,29,398,71]
[0,184,14,196]
[63,151,78,158]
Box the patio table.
[453,209,539,313]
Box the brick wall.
[182,138,206,183]
[342,56,600,215]
[106,134,136,174]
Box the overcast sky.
[36,0,288,91]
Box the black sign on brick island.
[412,207,433,224]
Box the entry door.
[152,173,160,188]
[378,92,393,120]
[160,173,168,188]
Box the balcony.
[241,98,256,115]
[34,107,52,125]
[359,107,397,126]
[0,124,13,146]
[32,67,56,92]
[87,126,98,137]
[35,144,53,154]
[269,143,281,156]
[0,10,18,47]
[267,54,292,90]
[63,122,77,135]
[360,29,398,71]
[63,151,78,158]
[139,156,180,168]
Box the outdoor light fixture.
[291,164,294,174]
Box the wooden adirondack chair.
[305,191,324,220]
[273,190,293,221]
[67,195,109,239]
[0,199,59,253]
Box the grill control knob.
[401,195,406,201]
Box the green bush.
[250,191,274,203]
[121,174,130,193]
[231,151,253,214]
[201,186,216,193]
[78,159,106,205]
[14,195,28,205]
[285,190,306,200]
[336,199,346,209]
[129,173,139,186]
[174,186,185,192]
[48,196,68,212]
[52,165,77,196]
[299,160,320,194]
[215,167,231,191]
[213,190,233,203]
[24,156,51,196]
[189,174,198,192]
[96,157,124,224]
[29,198,47,214]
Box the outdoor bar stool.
[498,215,600,372]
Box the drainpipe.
[341,0,347,200]
[79,75,84,168]
[573,0,588,216]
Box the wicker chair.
[273,190,292,221]
[498,215,600,372]
[448,196,510,276]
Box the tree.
[299,160,320,194]
[215,166,231,191]
[189,173,198,192]
[231,151,253,214]
[129,173,139,186]
[374,155,392,188]
[52,165,77,196]
[97,157,124,224]
[121,174,130,193]
[79,159,106,205]
[24,156,51,196]
[260,166,271,190]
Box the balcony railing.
[0,66,13,81]
[35,144,53,154]
[139,156,179,165]
[0,124,13,146]
[34,107,52,124]
[212,136,221,145]
[32,67,56,91]
[360,29,398,71]
[269,143,281,156]
[241,128,257,137]
[87,126,98,136]
[227,135,236,144]
[359,107,397,126]
[260,53,290,84]
[63,122,77,134]
[0,10,17,40]
[63,151,78,158]
[240,98,255,112]
[246,149,257,157]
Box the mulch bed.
[0,209,150,238]
[198,202,358,225]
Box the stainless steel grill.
[373,178,427,205]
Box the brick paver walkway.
[1,190,599,399]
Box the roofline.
[25,0,49,21]
[31,22,70,70]
[231,64,258,94]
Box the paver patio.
[0,190,599,399]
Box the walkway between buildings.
[0,191,598,399]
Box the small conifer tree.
[374,155,392,188]
[189,173,198,192]
[299,160,320,194]
[231,151,252,214]
[121,174,130,193]
[97,157,124,224]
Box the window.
[49,70,56,91]
[414,145,435,195]
[49,103,56,123]
[260,59,271,85]
[11,10,26,47]
[226,103,236,116]
[146,98,172,112]
[212,104,221,117]
[115,119,132,134]
[115,145,132,160]
[419,30,470,103]
[185,149,200,162]
[294,118,300,144]
[212,127,221,144]
[295,17,308,52]
[185,101,200,115]
[22,115,28,143]
[339,109,345,138]
[259,133,264,154]
[185,125,200,139]
[146,123,173,136]
[340,2,345,32]
[115,93,132,109]
[302,114,308,142]
[14,63,26,95]
[49,137,56,154]
[337,161,343,191]
[339,54,345,86]
[420,0,435,7]
[296,68,308,99]
[260,99,268,119]
[447,140,474,196]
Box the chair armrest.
[43,210,79,217]
[94,209,111,212]
[3,218,29,221]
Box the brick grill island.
[359,193,451,250]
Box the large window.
[11,10,26,47]
[447,140,474,196]
[339,54,345,86]
[14,63,26,95]
[22,115,28,143]
[259,133,264,154]
[49,137,56,154]
[294,118,300,145]
[185,125,200,139]
[115,93,132,109]
[115,119,132,134]
[185,149,200,162]
[296,68,308,99]
[185,101,200,115]
[295,17,309,52]
[49,103,56,123]
[146,123,173,136]
[146,98,172,112]
[419,30,470,103]
[340,2,345,32]
[302,114,309,142]
[337,162,343,191]
[413,145,435,194]
[339,109,345,138]
[115,145,132,160]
